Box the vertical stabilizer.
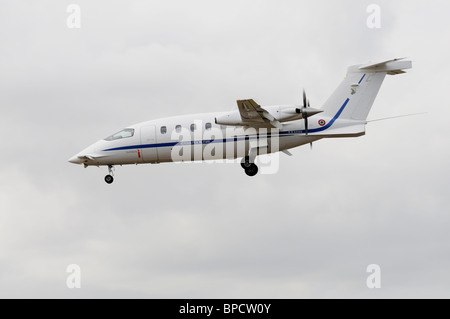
[320,58,412,121]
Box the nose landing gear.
[105,165,114,184]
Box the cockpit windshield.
[104,128,135,141]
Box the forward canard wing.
[76,154,108,163]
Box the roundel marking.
[318,119,326,126]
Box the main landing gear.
[105,165,114,184]
[241,156,258,177]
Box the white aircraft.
[69,58,412,183]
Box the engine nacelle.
[215,112,243,126]
[276,106,303,122]
[276,106,323,119]
[215,106,323,126]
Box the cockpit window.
[104,128,135,141]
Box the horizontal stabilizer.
[359,58,412,75]
[310,124,366,137]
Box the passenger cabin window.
[161,126,167,134]
[104,128,134,141]
[190,123,196,132]
[175,125,182,133]
[205,122,212,130]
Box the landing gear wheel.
[105,165,115,184]
[244,163,258,177]
[105,174,114,184]
[241,156,252,169]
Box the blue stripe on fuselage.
[102,98,350,152]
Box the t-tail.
[318,58,412,135]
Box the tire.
[105,175,114,184]
[244,163,258,176]
[240,156,252,169]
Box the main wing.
[236,99,282,129]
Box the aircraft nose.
[68,155,81,164]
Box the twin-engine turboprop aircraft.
[69,58,412,183]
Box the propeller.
[295,89,323,148]
[302,89,309,135]
[298,88,323,149]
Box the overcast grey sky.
[1,0,449,298]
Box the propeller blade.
[302,88,309,135]
[303,89,307,108]
[304,116,308,135]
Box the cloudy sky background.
[1,0,449,298]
